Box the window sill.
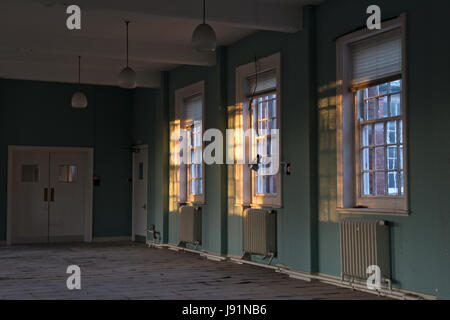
[336,207,409,216]
[250,204,282,210]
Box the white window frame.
[235,52,282,208]
[336,14,409,215]
[175,81,205,205]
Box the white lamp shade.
[71,91,88,109]
[192,23,216,52]
[118,66,137,89]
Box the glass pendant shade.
[118,66,137,89]
[192,23,216,52]
[71,91,88,109]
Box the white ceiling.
[0,0,322,88]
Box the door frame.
[131,144,148,242]
[7,145,94,245]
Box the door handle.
[44,188,48,202]
[142,204,147,210]
[50,188,55,202]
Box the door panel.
[11,150,50,244]
[48,151,86,242]
[133,146,148,241]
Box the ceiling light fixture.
[71,55,88,109]
[192,0,216,53]
[118,21,137,89]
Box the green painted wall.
[166,49,228,254]
[160,7,318,269]
[1,0,448,299]
[316,0,450,298]
[131,88,158,229]
[225,6,318,271]
[0,79,133,239]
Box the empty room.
[0,0,449,307]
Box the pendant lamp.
[71,55,88,109]
[192,0,216,52]
[118,21,137,89]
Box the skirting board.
[92,236,131,243]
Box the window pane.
[388,172,398,196]
[399,120,403,144]
[387,146,397,170]
[257,176,263,194]
[390,94,401,116]
[269,100,276,118]
[375,172,386,196]
[361,125,373,146]
[362,172,373,196]
[375,147,385,170]
[390,80,401,93]
[387,121,397,144]
[271,118,277,130]
[366,99,377,120]
[399,171,404,195]
[271,175,277,194]
[258,120,265,132]
[374,123,384,145]
[377,96,388,118]
[378,83,388,95]
[190,180,195,194]
[362,148,373,170]
[399,146,403,170]
[262,102,268,119]
[375,148,384,170]
[367,86,378,98]
[257,139,263,155]
[198,164,202,178]
[266,136,272,156]
[22,165,40,183]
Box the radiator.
[179,206,202,245]
[243,208,277,256]
[339,219,391,281]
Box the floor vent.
[179,206,202,245]
[243,208,276,257]
[340,219,391,284]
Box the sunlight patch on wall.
[169,120,181,214]
[227,104,245,218]
[318,85,340,223]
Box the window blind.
[182,93,202,125]
[247,70,276,96]
[351,28,402,87]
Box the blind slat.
[182,94,202,125]
[248,70,276,95]
[351,28,402,86]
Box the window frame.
[175,81,205,205]
[235,52,282,208]
[336,14,409,215]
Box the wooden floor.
[0,242,386,300]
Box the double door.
[10,148,89,244]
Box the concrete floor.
[0,242,385,300]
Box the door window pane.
[22,165,40,183]
[138,162,144,180]
[59,165,78,183]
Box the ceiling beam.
[39,0,304,33]
[0,60,161,88]
[0,29,217,67]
